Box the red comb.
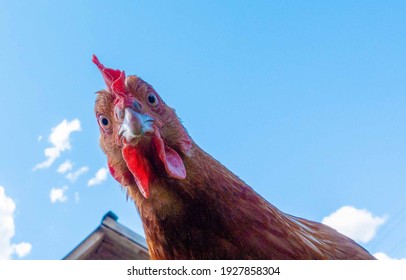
[92,55,126,97]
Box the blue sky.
[0,1,405,260]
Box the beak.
[118,107,154,143]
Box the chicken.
[92,55,375,260]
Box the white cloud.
[0,186,32,259]
[373,252,406,260]
[322,206,386,243]
[33,119,81,170]
[88,167,108,187]
[12,242,32,258]
[50,186,68,203]
[66,166,89,182]
[37,135,43,142]
[57,160,73,174]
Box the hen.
[92,55,375,260]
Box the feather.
[93,56,376,260]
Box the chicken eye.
[98,115,112,132]
[147,93,158,107]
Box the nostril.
[133,101,142,112]
[115,107,124,120]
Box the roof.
[63,211,149,260]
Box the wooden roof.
[63,211,149,260]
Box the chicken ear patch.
[153,130,186,180]
[122,145,152,199]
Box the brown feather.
[94,73,375,260]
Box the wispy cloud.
[50,186,68,203]
[88,167,108,187]
[57,160,73,174]
[0,186,32,259]
[33,119,81,170]
[66,166,89,182]
[322,205,386,243]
